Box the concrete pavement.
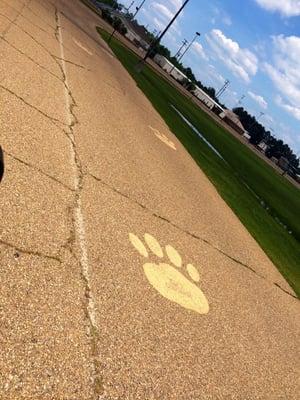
[0,0,299,398]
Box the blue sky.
[119,0,300,153]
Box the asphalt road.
[0,1,299,399]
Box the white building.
[192,86,224,112]
[153,54,174,72]
[258,141,269,153]
[153,54,188,83]
[170,66,188,83]
[121,18,150,50]
[219,109,246,135]
[243,131,251,140]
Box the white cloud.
[222,15,232,26]
[141,1,183,38]
[248,90,268,109]
[275,96,300,120]
[207,64,225,84]
[152,16,165,31]
[277,122,298,148]
[205,29,258,83]
[192,42,209,61]
[263,35,300,120]
[211,6,232,26]
[169,0,183,10]
[255,0,300,17]
[152,3,174,20]
[222,89,239,108]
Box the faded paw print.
[149,126,176,150]
[129,233,209,314]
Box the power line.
[169,31,200,74]
[216,79,230,98]
[173,39,188,60]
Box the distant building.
[243,131,251,140]
[219,109,246,135]
[121,18,150,50]
[170,67,188,83]
[278,156,289,171]
[257,141,269,153]
[271,156,279,164]
[153,54,174,72]
[192,86,224,113]
[153,54,188,83]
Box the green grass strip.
[98,28,300,297]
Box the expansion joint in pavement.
[0,7,89,85]
[56,11,104,398]
[0,0,30,38]
[0,84,68,128]
[0,239,62,263]
[3,150,75,192]
[1,36,63,81]
[87,172,298,301]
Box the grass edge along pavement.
[97,28,300,297]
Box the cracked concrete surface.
[0,0,299,399]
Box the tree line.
[233,107,299,171]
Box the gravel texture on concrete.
[0,0,299,399]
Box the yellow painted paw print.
[149,126,176,150]
[129,233,209,315]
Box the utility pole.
[132,0,146,19]
[237,94,245,106]
[125,0,135,13]
[248,111,265,130]
[169,31,200,74]
[216,79,230,98]
[135,0,191,72]
[173,39,188,60]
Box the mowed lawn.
[98,28,300,297]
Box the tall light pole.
[135,0,191,71]
[132,0,146,19]
[179,31,200,61]
[169,32,200,74]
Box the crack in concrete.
[0,239,62,263]
[54,55,89,70]
[55,9,104,398]
[4,151,75,192]
[58,204,78,260]
[1,36,63,81]
[0,1,90,71]
[87,172,298,301]
[25,3,57,32]
[274,283,298,299]
[0,3,52,36]
[0,84,68,128]
[0,15,89,82]
[1,0,30,38]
